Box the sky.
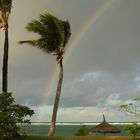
[0,0,140,122]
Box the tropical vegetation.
[120,97,140,118]
[0,92,34,138]
[124,123,140,140]
[19,12,71,136]
[0,1,34,139]
[74,125,89,136]
[120,98,140,140]
[0,0,12,92]
[0,1,139,139]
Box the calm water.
[19,124,127,136]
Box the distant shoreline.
[27,122,140,125]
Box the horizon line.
[30,121,139,123]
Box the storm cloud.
[0,0,140,122]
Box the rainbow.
[35,0,114,121]
[64,0,113,62]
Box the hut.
[90,115,121,136]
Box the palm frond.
[40,13,62,45]
[19,38,56,54]
[26,13,62,47]
[60,20,71,48]
[26,20,48,36]
[19,12,71,55]
[0,0,12,13]
[0,0,12,29]
[19,39,40,46]
[40,13,61,34]
[26,20,57,46]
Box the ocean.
[19,122,132,136]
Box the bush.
[120,97,140,118]
[75,125,89,136]
[124,122,140,140]
[0,92,34,138]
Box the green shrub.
[124,122,140,140]
[74,125,89,136]
[0,92,34,138]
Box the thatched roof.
[90,115,120,135]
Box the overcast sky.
[0,0,140,122]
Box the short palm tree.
[19,13,71,136]
[0,0,12,92]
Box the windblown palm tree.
[0,0,12,92]
[19,13,71,136]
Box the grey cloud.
[59,71,140,108]
[0,0,140,122]
[64,0,140,78]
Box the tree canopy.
[0,92,34,137]
[19,13,71,56]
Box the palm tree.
[0,0,12,92]
[19,13,71,136]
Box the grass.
[3,136,140,140]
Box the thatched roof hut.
[90,115,121,136]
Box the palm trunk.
[2,28,9,92]
[48,60,63,136]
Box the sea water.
[19,123,130,136]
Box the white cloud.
[106,94,122,107]
[79,71,103,82]
[30,105,140,122]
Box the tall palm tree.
[19,13,71,136]
[0,0,12,92]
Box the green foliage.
[0,92,34,138]
[120,97,140,118]
[19,12,71,54]
[0,0,12,13]
[124,123,140,140]
[0,0,12,29]
[74,125,89,136]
